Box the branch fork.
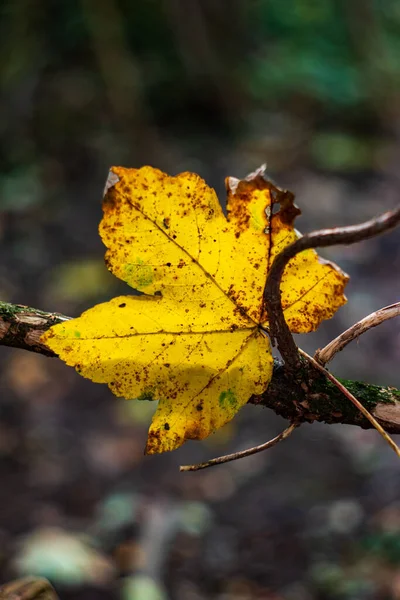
[183,197,400,470]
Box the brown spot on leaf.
[185,422,202,440]
[102,187,118,212]
[278,191,301,225]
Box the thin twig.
[180,422,299,471]
[316,302,400,365]
[264,204,400,370]
[299,349,400,458]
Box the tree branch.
[299,348,400,457]
[264,204,400,369]
[0,301,69,357]
[1,301,399,434]
[251,357,400,435]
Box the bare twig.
[299,349,400,458]
[180,422,299,471]
[316,302,400,365]
[264,204,400,370]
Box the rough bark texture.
[251,357,400,434]
[1,301,399,434]
[0,301,69,357]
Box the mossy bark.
[253,358,400,433]
[0,301,69,357]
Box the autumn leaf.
[41,166,348,454]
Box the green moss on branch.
[254,359,400,434]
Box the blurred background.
[1,1,400,599]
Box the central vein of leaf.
[76,327,257,340]
[134,204,258,327]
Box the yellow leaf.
[42,166,348,454]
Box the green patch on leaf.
[138,388,156,402]
[219,389,238,409]
[124,258,154,288]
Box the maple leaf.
[41,166,349,454]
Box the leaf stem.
[264,204,400,370]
